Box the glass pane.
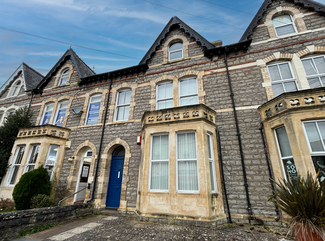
[314,57,325,74]
[276,126,292,158]
[157,84,165,100]
[27,165,35,172]
[42,111,52,125]
[118,92,125,105]
[318,121,325,146]
[59,101,69,109]
[10,166,19,185]
[47,145,59,165]
[0,113,3,122]
[46,103,54,111]
[273,15,292,27]
[16,146,25,164]
[169,42,183,52]
[279,63,293,80]
[276,25,295,36]
[91,95,102,103]
[117,106,124,121]
[165,82,173,98]
[207,135,212,159]
[180,96,199,106]
[180,80,189,96]
[152,135,169,160]
[177,133,196,159]
[123,106,130,120]
[113,146,125,156]
[178,161,198,191]
[29,145,40,164]
[170,51,182,60]
[60,77,68,86]
[304,122,324,152]
[308,77,322,88]
[282,159,298,187]
[268,66,281,81]
[55,109,66,126]
[302,59,317,76]
[157,101,165,110]
[283,81,297,92]
[311,156,325,182]
[151,162,168,190]
[321,76,325,86]
[86,102,100,125]
[124,91,131,104]
[209,162,215,191]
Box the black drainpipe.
[87,77,113,203]
[217,129,232,223]
[259,123,281,220]
[224,49,253,218]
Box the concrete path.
[11,214,296,241]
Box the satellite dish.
[71,107,83,115]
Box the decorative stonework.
[96,138,131,210]
[17,124,70,140]
[258,88,325,121]
[142,104,216,126]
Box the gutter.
[224,48,253,218]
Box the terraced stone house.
[1,0,325,226]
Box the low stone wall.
[0,204,93,241]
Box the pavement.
[10,212,296,241]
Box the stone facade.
[1,0,325,226]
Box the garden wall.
[0,204,93,240]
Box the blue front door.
[106,155,125,208]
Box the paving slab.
[15,214,296,241]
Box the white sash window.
[7,145,25,186]
[179,77,198,106]
[115,90,131,121]
[24,144,40,173]
[157,82,173,110]
[302,56,325,88]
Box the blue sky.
[1,0,325,86]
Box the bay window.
[275,126,298,186]
[149,134,169,191]
[157,82,173,110]
[41,103,54,125]
[24,144,40,173]
[86,94,102,125]
[7,145,25,186]
[303,120,325,182]
[302,56,325,88]
[177,132,199,192]
[115,89,131,121]
[207,133,217,192]
[44,145,60,179]
[179,77,198,106]
[54,100,69,127]
[267,62,298,97]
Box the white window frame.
[176,131,200,193]
[10,81,21,97]
[44,145,60,180]
[114,89,131,122]
[7,145,25,186]
[302,120,325,154]
[207,133,217,193]
[85,94,102,125]
[58,69,70,86]
[41,103,54,125]
[24,144,40,174]
[148,133,169,192]
[178,77,199,107]
[274,126,296,182]
[267,62,298,97]
[301,55,325,88]
[156,81,173,110]
[272,14,297,37]
[169,42,183,61]
[0,111,4,125]
[54,100,69,126]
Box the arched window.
[11,81,21,97]
[156,82,173,110]
[85,94,102,125]
[41,103,54,125]
[169,42,183,61]
[59,69,70,86]
[54,100,69,126]
[115,89,131,121]
[272,14,296,37]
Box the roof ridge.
[22,62,44,78]
[69,48,96,75]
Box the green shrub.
[13,166,51,210]
[0,197,15,212]
[30,194,54,209]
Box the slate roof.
[139,16,215,65]
[36,48,96,90]
[0,63,44,97]
[240,0,325,42]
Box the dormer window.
[59,69,70,86]
[272,14,296,37]
[11,81,21,97]
[169,42,183,61]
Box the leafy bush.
[13,166,51,210]
[0,107,32,181]
[0,197,15,212]
[30,194,54,209]
[269,172,325,239]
